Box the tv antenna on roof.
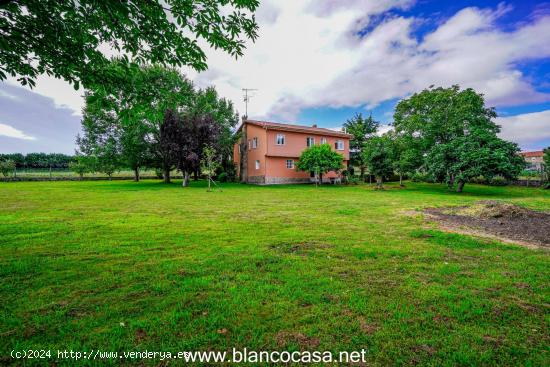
[242,88,258,118]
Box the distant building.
[233,120,351,184]
[519,151,544,170]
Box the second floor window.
[335,140,344,150]
[276,134,285,145]
[307,137,315,147]
[252,137,258,149]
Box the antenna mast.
[242,88,258,119]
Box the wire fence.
[1,168,182,181]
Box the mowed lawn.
[0,181,549,366]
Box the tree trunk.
[182,171,190,187]
[399,172,403,187]
[456,181,465,193]
[376,176,383,189]
[134,167,140,182]
[207,174,211,192]
[447,174,455,189]
[194,169,199,181]
[360,166,365,179]
[108,173,112,181]
[319,172,323,185]
[163,166,171,183]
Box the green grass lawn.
[0,181,549,366]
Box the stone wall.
[264,177,311,185]
[247,175,266,184]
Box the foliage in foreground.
[0,0,259,88]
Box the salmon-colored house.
[233,120,352,184]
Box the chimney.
[312,124,317,128]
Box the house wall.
[246,124,267,176]
[523,156,544,170]
[233,122,350,184]
[265,130,349,161]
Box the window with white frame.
[335,140,344,150]
[255,160,260,170]
[321,137,327,144]
[306,137,315,147]
[252,137,258,149]
[286,159,294,169]
[276,134,285,145]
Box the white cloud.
[497,110,550,150]
[195,1,550,120]
[0,123,36,140]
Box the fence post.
[49,165,52,180]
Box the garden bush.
[489,175,508,186]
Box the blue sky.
[1,0,549,153]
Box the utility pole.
[242,88,258,119]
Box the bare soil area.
[424,201,550,248]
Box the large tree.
[190,87,239,178]
[296,144,344,185]
[343,113,379,179]
[425,131,525,192]
[0,0,259,88]
[393,85,523,192]
[77,102,122,179]
[387,131,422,187]
[84,61,195,183]
[363,136,394,189]
[161,109,221,186]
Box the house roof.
[519,151,544,158]
[241,119,352,138]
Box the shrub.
[410,172,435,183]
[470,175,487,184]
[489,175,508,186]
[0,159,16,177]
[347,176,360,185]
[217,172,228,182]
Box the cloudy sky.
[1,0,549,154]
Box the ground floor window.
[286,159,294,169]
[255,160,260,170]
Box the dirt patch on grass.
[424,201,550,248]
[269,242,330,255]
[275,331,320,349]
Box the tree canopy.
[296,143,344,185]
[77,62,238,184]
[362,136,394,189]
[0,0,259,88]
[392,85,523,192]
[343,113,379,178]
